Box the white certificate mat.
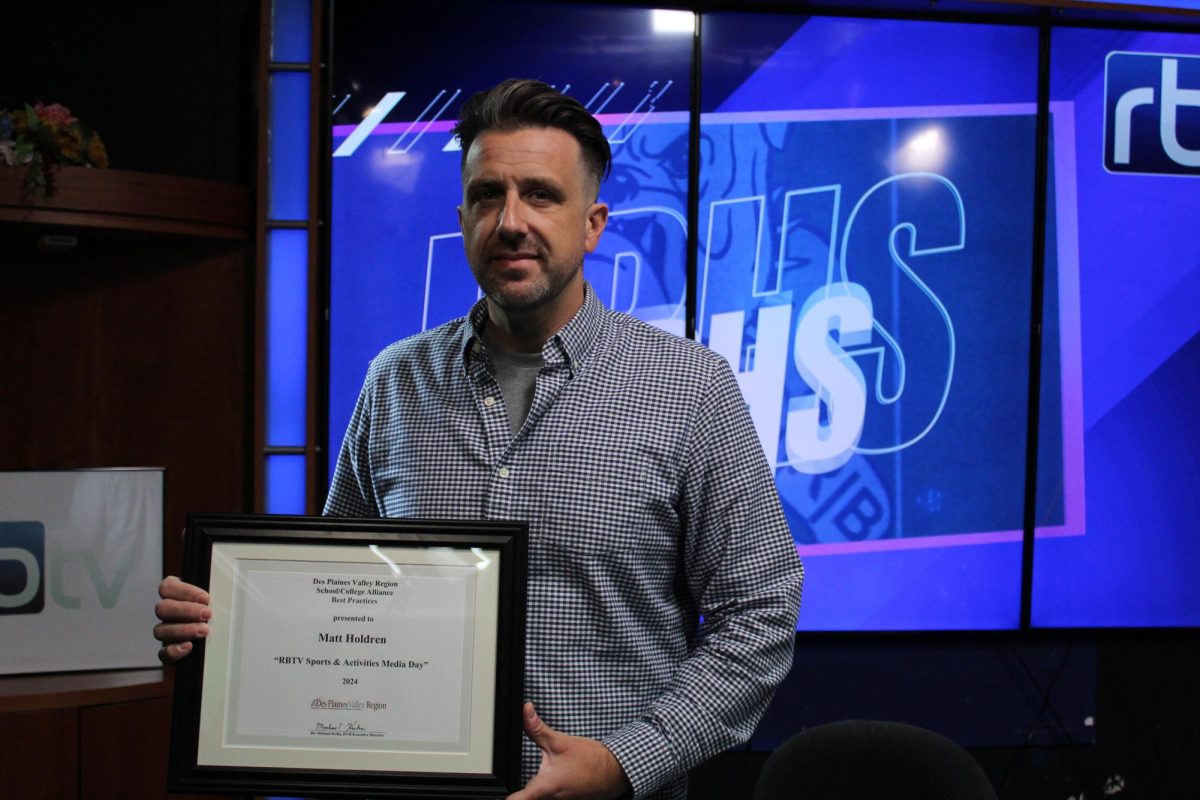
[197,541,500,773]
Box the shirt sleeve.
[601,355,804,798]
[324,367,383,518]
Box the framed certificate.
[168,514,527,798]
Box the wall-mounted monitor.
[1032,27,1200,628]
[698,13,1040,630]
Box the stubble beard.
[474,257,581,312]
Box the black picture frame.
[168,513,527,798]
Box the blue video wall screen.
[1032,30,1200,628]
[326,4,1200,630]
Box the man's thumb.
[522,701,556,749]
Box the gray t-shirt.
[482,337,543,437]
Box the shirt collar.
[460,281,605,375]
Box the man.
[156,79,802,800]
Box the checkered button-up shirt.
[325,284,803,798]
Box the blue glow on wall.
[267,229,308,446]
[271,0,311,62]
[266,455,307,514]
[269,72,311,222]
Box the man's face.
[458,127,608,316]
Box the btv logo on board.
[0,522,45,615]
[1105,52,1200,176]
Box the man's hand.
[153,576,211,664]
[508,702,632,800]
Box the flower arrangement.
[0,102,109,200]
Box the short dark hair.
[452,79,612,191]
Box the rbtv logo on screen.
[1105,51,1200,176]
[0,522,45,615]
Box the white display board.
[0,469,164,674]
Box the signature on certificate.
[310,720,383,736]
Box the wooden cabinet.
[1,167,254,798]
[0,166,255,571]
[0,670,245,800]
[0,166,252,239]
[0,705,78,798]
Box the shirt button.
[483,396,496,407]
[498,467,510,479]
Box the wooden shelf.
[0,166,252,241]
[0,668,171,713]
